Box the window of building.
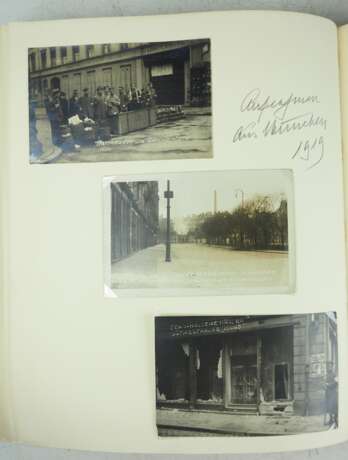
[120,64,132,89]
[60,47,67,64]
[202,43,209,55]
[73,73,82,94]
[40,49,47,69]
[61,75,70,97]
[86,45,94,58]
[151,63,173,77]
[42,79,48,96]
[102,44,111,54]
[87,71,96,95]
[274,363,289,400]
[120,43,129,51]
[50,48,57,67]
[102,68,113,88]
[29,53,36,72]
[72,46,80,62]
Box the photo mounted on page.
[103,169,295,297]
[155,313,339,437]
[27,40,212,164]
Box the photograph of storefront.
[28,39,212,163]
[155,313,338,436]
[106,169,293,294]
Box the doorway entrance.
[50,77,61,91]
[231,354,257,404]
[150,61,185,105]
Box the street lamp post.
[164,180,174,262]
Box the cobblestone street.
[33,108,212,163]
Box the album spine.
[0,25,15,442]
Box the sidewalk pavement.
[157,408,330,436]
[31,116,63,163]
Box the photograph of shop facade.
[155,313,338,436]
[28,39,212,163]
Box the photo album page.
[0,10,347,454]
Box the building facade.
[111,181,159,263]
[28,39,211,106]
[155,314,338,416]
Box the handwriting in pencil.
[291,136,324,170]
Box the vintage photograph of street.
[104,169,294,295]
[28,39,212,163]
[155,313,338,437]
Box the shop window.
[274,363,289,400]
[196,343,223,402]
[156,341,190,401]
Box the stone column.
[188,343,197,409]
[223,342,231,408]
[34,49,41,71]
[56,47,62,66]
[79,45,87,60]
[66,46,73,63]
[94,44,103,56]
[46,47,51,68]
[256,335,262,413]
[135,58,143,89]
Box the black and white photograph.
[155,313,338,437]
[104,169,294,295]
[28,39,212,163]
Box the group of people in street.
[29,82,158,159]
[46,82,157,129]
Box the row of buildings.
[28,39,211,107]
[156,313,338,417]
[110,181,159,263]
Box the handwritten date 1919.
[291,136,324,170]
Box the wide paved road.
[111,243,290,292]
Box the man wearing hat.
[59,91,69,122]
[69,89,81,117]
[118,86,128,112]
[93,87,107,124]
[46,88,64,146]
[79,88,94,119]
[106,87,121,135]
